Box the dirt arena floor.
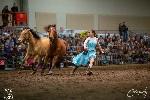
[0,64,150,100]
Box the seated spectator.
[98,36,105,46]
[112,33,118,42]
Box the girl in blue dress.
[71,30,104,75]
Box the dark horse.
[47,24,68,75]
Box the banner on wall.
[39,29,120,38]
[59,29,87,37]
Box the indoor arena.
[0,0,150,100]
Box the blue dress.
[72,37,97,67]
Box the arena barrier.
[67,46,150,66]
[0,57,6,70]
[0,43,149,69]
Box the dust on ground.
[0,64,150,100]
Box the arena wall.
[1,0,150,33]
[27,0,150,32]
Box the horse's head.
[18,28,31,44]
[48,24,57,42]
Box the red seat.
[15,12,27,25]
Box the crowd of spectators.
[0,28,150,68]
[60,32,150,65]
[0,29,25,68]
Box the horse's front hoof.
[18,70,22,74]
[46,71,53,75]
[70,72,75,75]
[31,71,36,75]
[18,71,21,74]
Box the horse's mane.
[23,27,41,39]
[29,29,41,39]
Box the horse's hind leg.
[31,56,40,75]
[18,55,29,74]
[47,56,59,75]
[47,58,53,75]
[41,57,49,75]
[55,56,63,70]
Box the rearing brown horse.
[47,24,68,75]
